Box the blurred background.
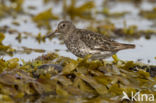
[0,0,156,64]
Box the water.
[0,0,156,65]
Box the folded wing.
[79,29,135,52]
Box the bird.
[46,21,135,60]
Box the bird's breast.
[64,37,79,51]
[64,36,89,57]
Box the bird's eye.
[59,24,66,29]
[59,23,66,29]
[62,24,65,28]
[62,24,65,27]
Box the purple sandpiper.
[46,21,135,60]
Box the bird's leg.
[99,59,105,66]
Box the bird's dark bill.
[45,29,58,38]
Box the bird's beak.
[45,29,58,38]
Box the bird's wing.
[78,29,120,51]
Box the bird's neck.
[64,28,76,41]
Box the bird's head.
[45,21,76,38]
[57,21,75,34]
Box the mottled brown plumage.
[46,21,135,59]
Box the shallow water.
[0,0,156,65]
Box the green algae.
[140,7,156,20]
[0,0,156,103]
[0,33,45,55]
[87,20,156,40]
[0,53,156,103]
[0,0,24,19]
[36,33,46,44]
[12,21,20,26]
[32,8,58,29]
[98,8,129,18]
[21,46,45,54]
[0,59,7,73]
[112,54,120,64]
[63,0,95,20]
[0,33,15,56]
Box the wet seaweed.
[32,8,58,29]
[140,7,156,20]
[0,33,15,56]
[0,0,156,103]
[0,53,155,103]
[63,0,95,20]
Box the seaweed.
[0,0,156,102]
[32,8,58,29]
[86,20,156,40]
[36,33,46,43]
[63,0,95,20]
[0,0,24,19]
[140,7,156,20]
[0,53,156,102]
[0,33,15,56]
[98,8,129,18]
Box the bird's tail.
[120,43,135,50]
[113,42,135,51]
